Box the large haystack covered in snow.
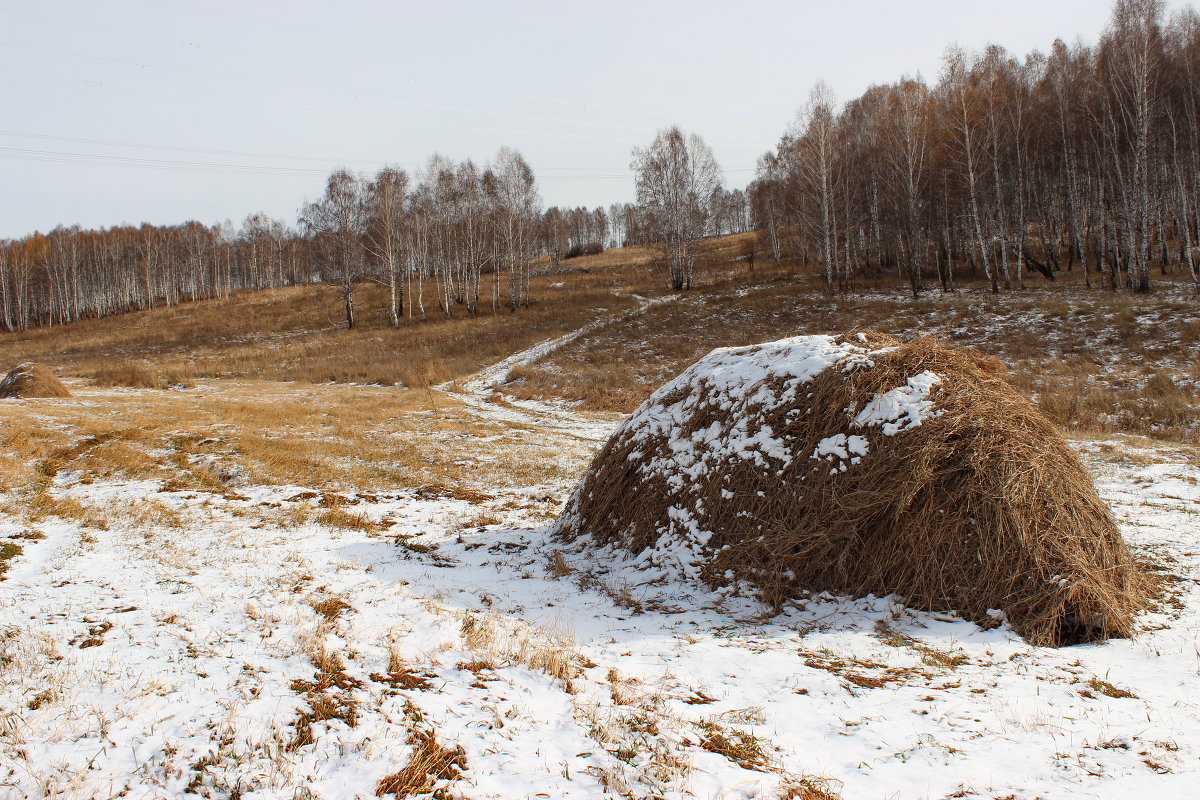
[555,332,1147,646]
[0,363,71,399]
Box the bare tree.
[490,147,541,311]
[632,126,723,290]
[790,82,840,295]
[300,168,367,329]
[365,166,410,327]
[943,47,999,293]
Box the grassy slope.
[0,250,653,388]
[0,234,770,389]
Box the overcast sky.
[0,0,1186,238]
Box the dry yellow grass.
[91,360,190,389]
[0,380,581,498]
[458,611,584,684]
[0,283,639,388]
[376,725,467,798]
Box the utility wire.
[0,145,658,180]
[0,66,649,145]
[0,130,756,174]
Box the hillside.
[0,235,762,388]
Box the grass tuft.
[377,724,467,798]
[695,720,772,771]
[1086,677,1137,699]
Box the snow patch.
[812,432,870,471]
[623,335,878,485]
[854,370,943,436]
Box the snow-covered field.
[1,337,1198,799]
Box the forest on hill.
[0,0,1196,335]
[750,0,1200,297]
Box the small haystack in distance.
[92,360,170,389]
[0,363,71,399]
[554,332,1148,647]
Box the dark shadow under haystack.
[0,363,71,399]
[554,332,1148,647]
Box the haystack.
[92,360,169,389]
[0,363,71,399]
[554,332,1147,647]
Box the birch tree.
[365,166,410,327]
[300,168,367,329]
[632,126,723,290]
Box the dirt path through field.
[441,292,674,443]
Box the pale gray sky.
[0,1,1182,237]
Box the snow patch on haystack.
[623,335,903,490]
[854,370,942,434]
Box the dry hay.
[92,360,168,389]
[92,360,192,389]
[554,332,1148,647]
[0,363,71,399]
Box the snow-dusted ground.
[1,333,1198,798]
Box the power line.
[0,142,755,181]
[0,145,329,176]
[0,130,398,167]
[0,145,635,180]
[137,0,406,50]
[0,129,757,174]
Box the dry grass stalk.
[547,550,573,577]
[26,491,111,530]
[556,332,1149,647]
[371,667,434,691]
[289,629,363,751]
[0,363,70,399]
[317,507,376,532]
[376,725,467,798]
[310,593,354,622]
[0,542,22,578]
[695,720,772,771]
[458,611,583,683]
[778,776,844,800]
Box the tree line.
[0,143,750,331]
[748,0,1200,296]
